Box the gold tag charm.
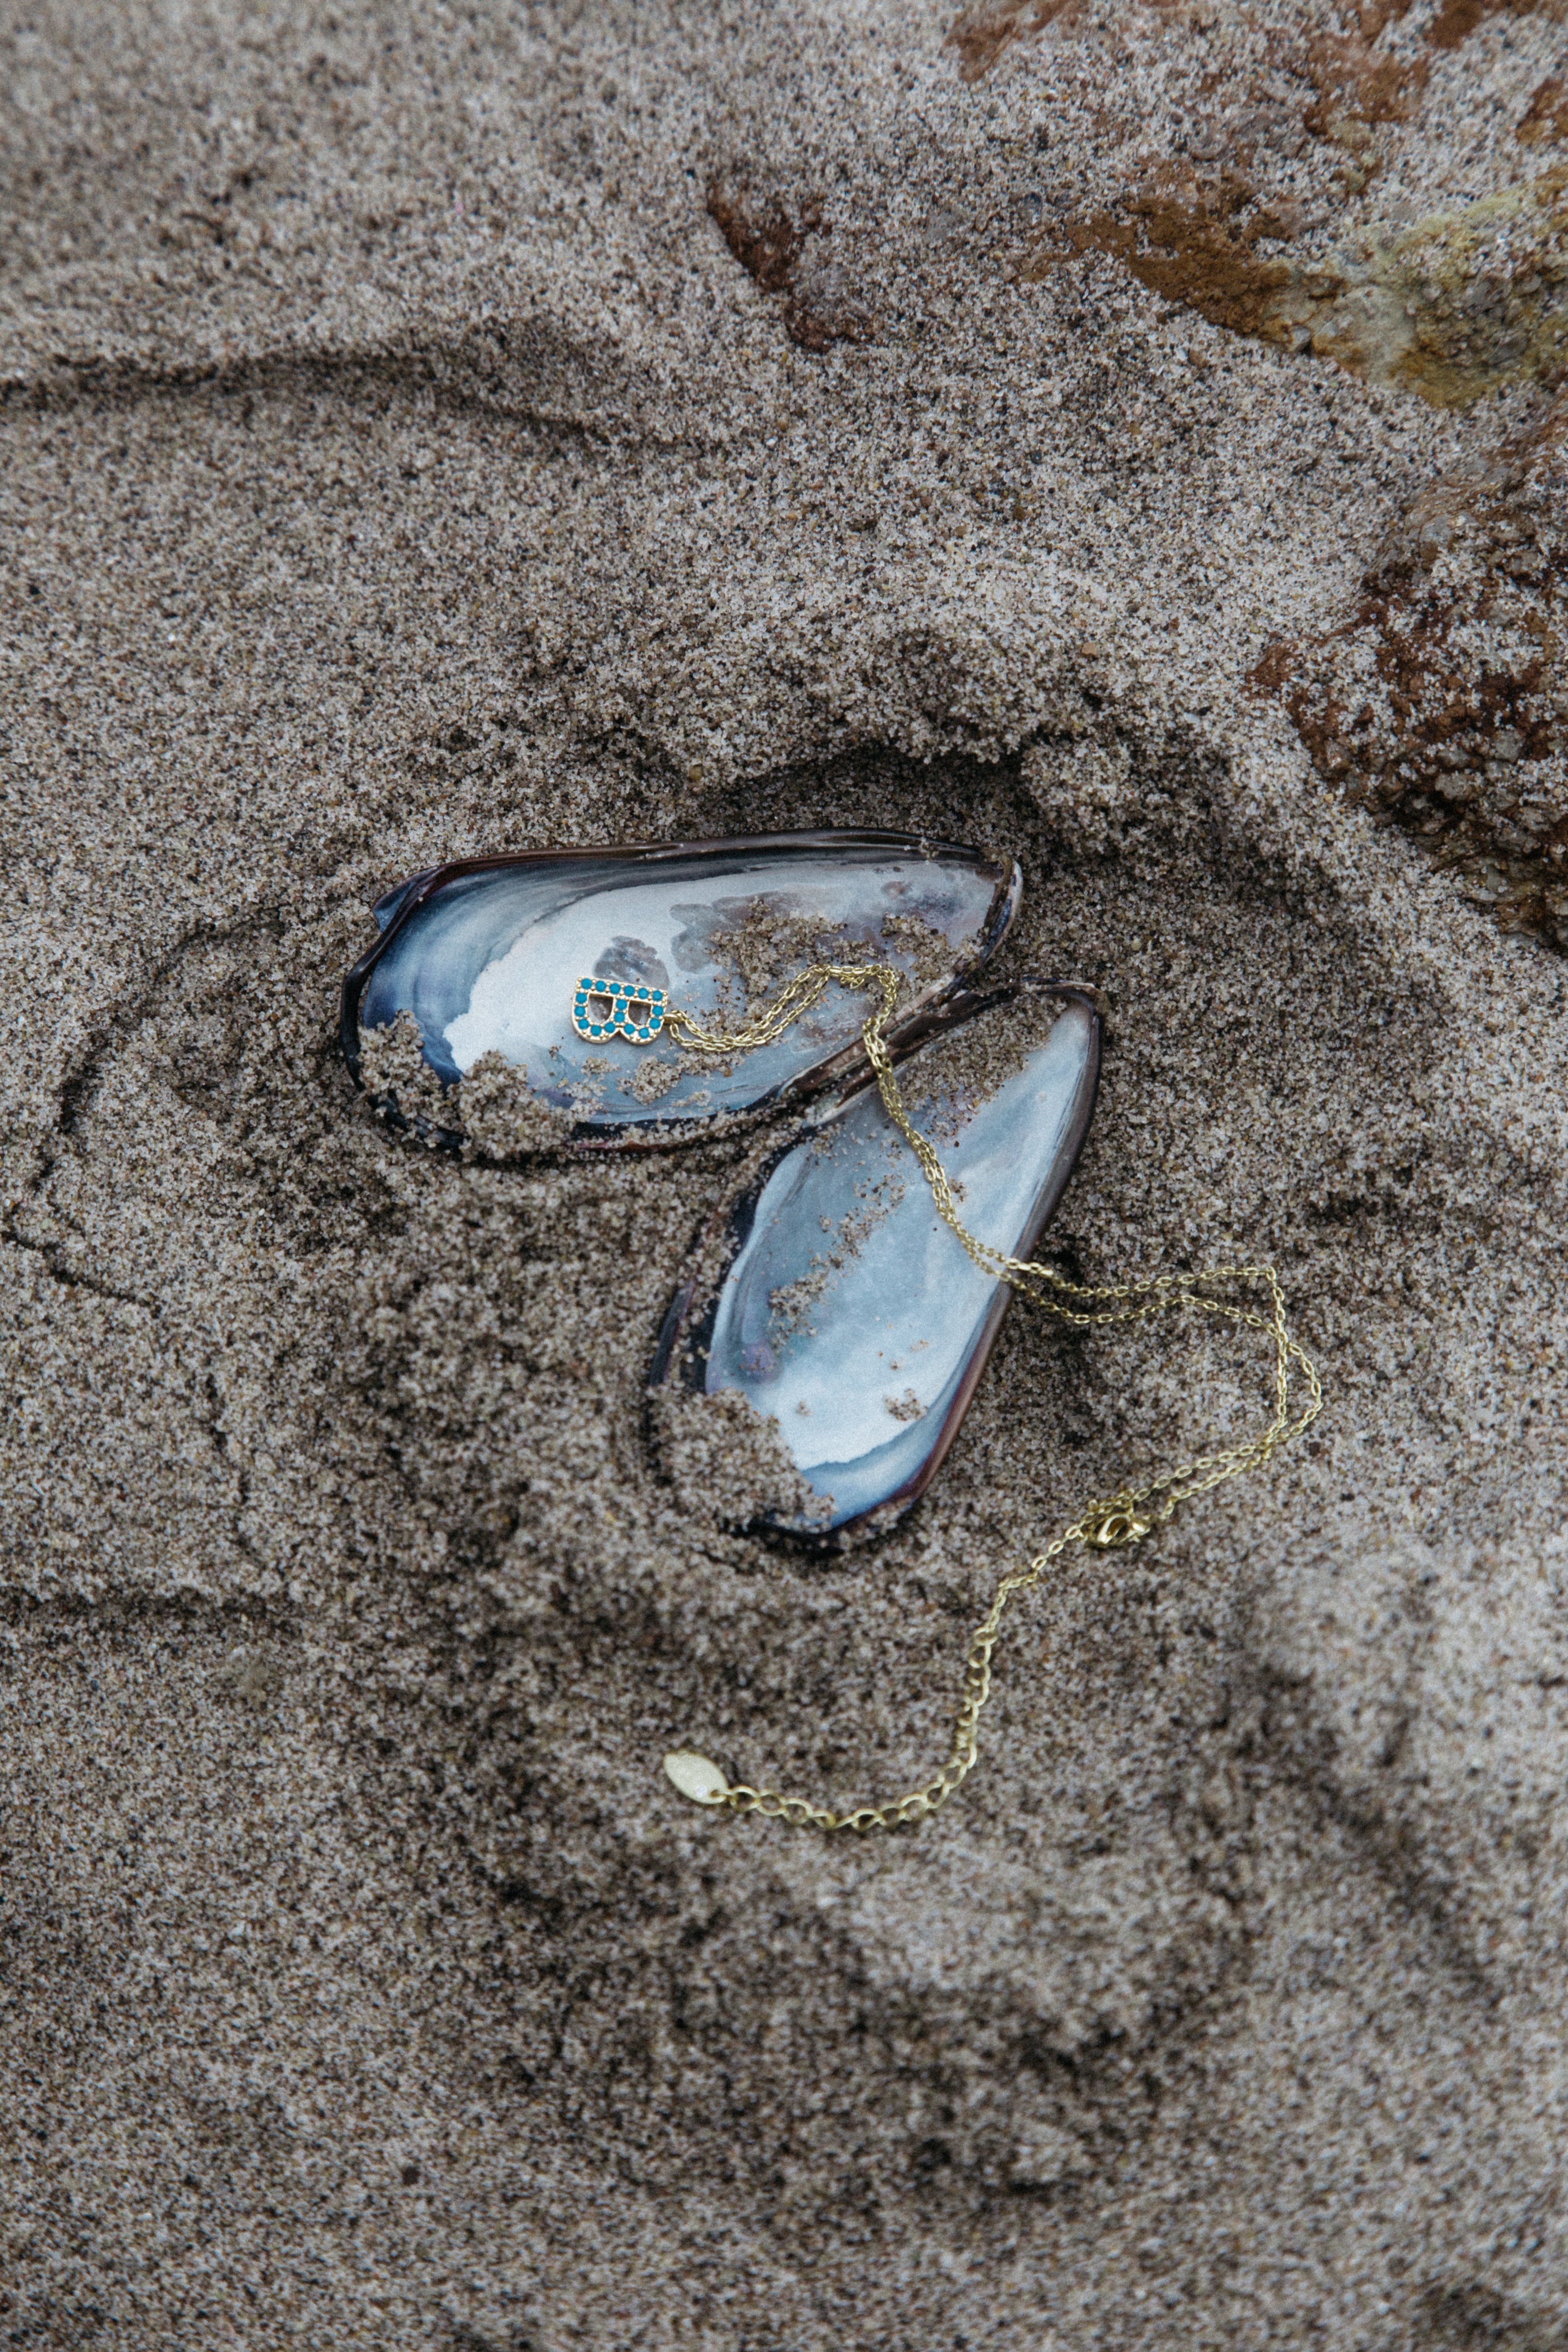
[663,1750,730,1805]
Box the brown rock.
[1518,74,1568,147]
[707,178,873,350]
[1253,393,1568,949]
[706,180,815,297]
[946,0,1084,82]
[1427,0,1566,46]
[1028,163,1297,339]
[1300,26,1429,141]
[1036,163,1568,409]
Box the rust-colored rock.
[1519,75,1568,147]
[707,182,819,296]
[706,179,873,351]
[946,0,1083,81]
[1253,395,1568,950]
[1031,163,1568,410]
[1023,162,1298,337]
[1300,27,1428,141]
[950,0,1562,90]
[991,0,1568,404]
[1427,0,1566,46]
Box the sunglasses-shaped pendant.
[571,977,666,1044]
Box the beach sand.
[3,1,1568,2343]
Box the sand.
[3,0,1568,2343]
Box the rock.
[1254,389,1568,949]
[1035,165,1568,407]
[707,177,874,350]
[1517,75,1568,149]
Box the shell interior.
[666,995,1099,1537]
[349,835,1017,1136]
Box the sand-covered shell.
[340,830,1020,1147]
[649,982,1101,1542]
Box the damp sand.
[4,3,1568,2346]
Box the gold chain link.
[660,962,1323,1830]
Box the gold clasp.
[1082,1498,1153,1549]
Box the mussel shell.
[341,831,1020,1149]
[649,982,1102,1543]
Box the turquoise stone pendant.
[572,976,666,1043]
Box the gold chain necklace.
[581,961,1323,1831]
